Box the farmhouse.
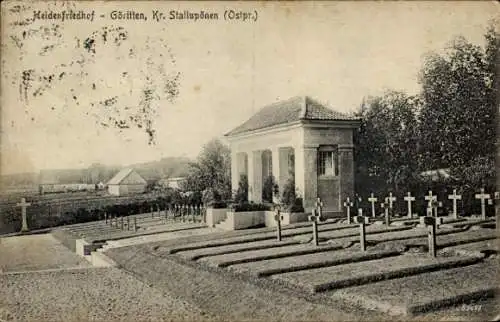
[107,168,147,196]
[225,96,361,215]
[158,177,186,190]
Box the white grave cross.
[16,198,31,232]
[448,189,462,219]
[475,188,490,220]
[343,197,354,224]
[368,193,378,218]
[403,192,415,219]
[424,191,438,217]
[386,192,397,210]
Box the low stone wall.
[206,208,228,227]
[283,212,309,224]
[321,211,344,220]
[225,211,265,230]
[265,211,309,227]
[264,211,277,228]
[75,239,104,256]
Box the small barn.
[107,168,147,196]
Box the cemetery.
[1,92,498,320]
[1,182,498,320]
[1,92,497,320]
[1,5,498,321]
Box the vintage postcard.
[0,1,499,321]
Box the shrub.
[231,202,271,212]
[234,174,248,204]
[262,175,276,203]
[211,201,228,209]
[280,176,304,213]
[202,188,220,205]
[202,188,228,208]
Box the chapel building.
[225,96,361,215]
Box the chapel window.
[318,146,339,177]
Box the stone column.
[339,145,355,206]
[272,147,291,198]
[248,150,263,203]
[271,147,282,197]
[230,149,239,194]
[295,145,318,213]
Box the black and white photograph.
[0,1,499,321]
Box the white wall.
[206,208,228,227]
[108,185,120,196]
[225,211,265,230]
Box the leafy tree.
[354,91,421,197]
[182,138,232,200]
[418,26,498,190]
[3,2,180,145]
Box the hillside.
[0,157,193,188]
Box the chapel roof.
[225,96,359,136]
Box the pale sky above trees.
[1,1,498,174]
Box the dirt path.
[0,267,214,322]
[0,234,91,272]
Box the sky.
[1,1,499,175]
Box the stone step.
[165,222,348,254]
[166,223,404,254]
[449,219,494,228]
[198,243,346,268]
[366,227,464,243]
[215,219,229,230]
[270,253,484,293]
[90,250,116,267]
[102,227,219,249]
[229,249,402,277]
[85,222,207,243]
[178,239,302,261]
[330,260,498,316]
[439,239,499,257]
[308,225,413,242]
[369,229,497,253]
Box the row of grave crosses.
[272,196,438,257]
[344,188,498,221]
[272,191,498,257]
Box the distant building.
[158,177,186,190]
[39,183,95,194]
[420,168,454,181]
[107,168,147,196]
